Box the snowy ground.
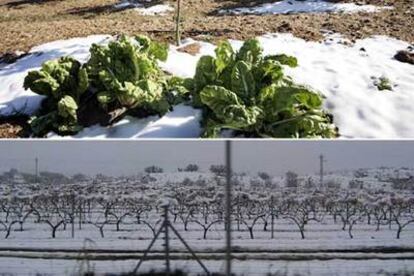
[218,0,392,15]
[1,218,413,275]
[1,33,414,138]
[114,1,173,15]
[1,258,414,276]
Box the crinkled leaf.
[231,61,256,102]
[215,41,235,75]
[258,84,323,120]
[265,54,298,68]
[262,110,337,138]
[57,95,78,120]
[193,56,217,106]
[117,82,144,108]
[24,57,87,101]
[97,91,116,105]
[29,113,57,137]
[253,59,284,86]
[200,85,261,129]
[236,39,263,65]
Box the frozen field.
[1,217,414,275]
[1,168,413,275]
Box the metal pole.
[225,140,232,276]
[271,195,274,239]
[169,224,210,275]
[164,206,171,275]
[132,225,164,274]
[71,194,75,238]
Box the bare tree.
[389,196,414,239]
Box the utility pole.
[35,157,39,182]
[319,154,326,188]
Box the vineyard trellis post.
[164,206,171,275]
[271,195,275,239]
[225,140,232,276]
[132,204,210,275]
[71,193,75,238]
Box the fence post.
[225,140,232,276]
[164,206,171,275]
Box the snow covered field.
[219,0,392,15]
[1,168,413,275]
[1,258,414,276]
[0,33,413,138]
[1,212,413,275]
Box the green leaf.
[215,41,234,75]
[193,55,217,107]
[29,113,57,137]
[135,35,168,61]
[24,57,86,101]
[77,67,89,96]
[253,59,284,85]
[200,85,261,129]
[231,61,256,102]
[202,119,223,138]
[265,54,298,67]
[258,84,323,119]
[194,55,217,91]
[97,91,115,105]
[57,95,78,120]
[149,41,168,62]
[117,82,144,108]
[236,39,263,65]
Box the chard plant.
[23,57,88,136]
[23,35,338,138]
[24,35,189,137]
[191,39,338,138]
[86,35,171,115]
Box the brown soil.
[0,0,412,54]
[0,115,30,138]
[177,42,202,55]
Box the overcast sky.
[0,140,413,177]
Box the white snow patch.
[254,33,414,138]
[219,0,392,15]
[114,1,173,15]
[47,104,202,139]
[160,38,217,78]
[134,4,173,15]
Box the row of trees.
[1,186,413,240]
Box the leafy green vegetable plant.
[192,39,338,138]
[23,35,338,138]
[86,35,171,115]
[374,76,393,91]
[24,35,190,136]
[23,57,87,136]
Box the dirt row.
[0,0,413,54]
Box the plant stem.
[175,0,182,46]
